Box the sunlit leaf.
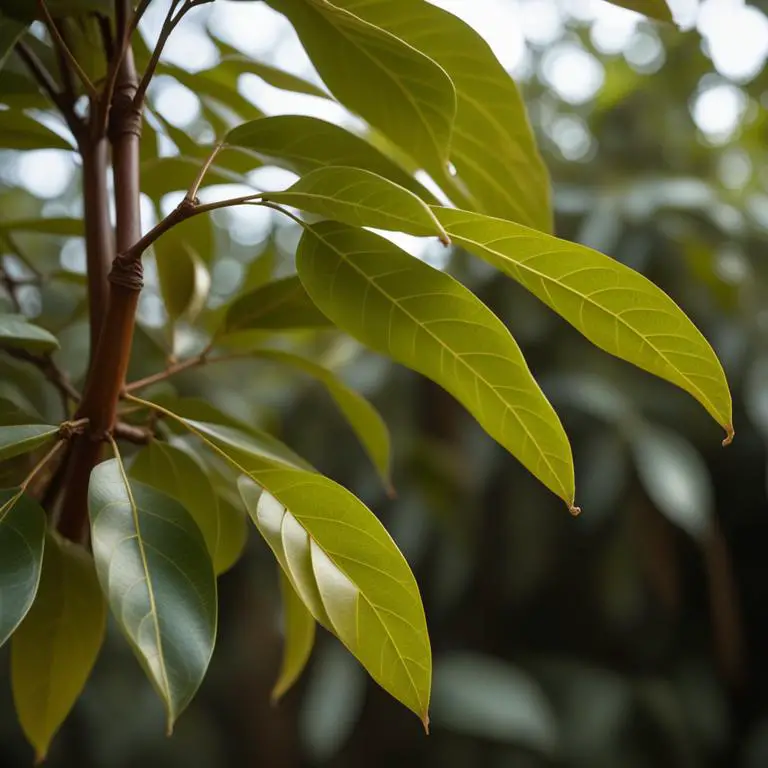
[0,314,60,352]
[602,0,674,22]
[225,115,434,200]
[295,221,576,508]
[266,0,456,174]
[263,166,449,243]
[0,423,58,462]
[435,207,733,440]
[0,489,46,648]
[0,110,73,151]
[88,456,217,730]
[11,534,106,762]
[273,569,316,701]
[334,0,551,229]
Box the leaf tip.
[568,503,582,517]
[421,712,430,734]
[34,747,49,765]
[437,232,451,247]
[722,425,735,447]
[385,481,398,500]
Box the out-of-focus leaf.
[0,15,26,70]
[436,208,734,441]
[295,221,576,509]
[0,423,58,462]
[220,275,331,333]
[431,653,558,752]
[252,348,392,489]
[0,314,60,352]
[630,423,713,539]
[155,241,211,323]
[11,534,106,762]
[141,155,255,200]
[88,457,217,730]
[263,166,449,242]
[273,570,316,701]
[0,489,46,648]
[334,0,551,229]
[224,116,435,200]
[0,217,84,237]
[266,0,456,175]
[602,0,674,22]
[0,111,73,150]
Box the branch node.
[109,90,142,139]
[109,254,144,290]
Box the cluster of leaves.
[0,0,733,760]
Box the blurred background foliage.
[3,0,768,765]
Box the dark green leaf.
[0,217,84,237]
[0,423,58,462]
[0,111,73,151]
[0,314,60,352]
[88,457,217,730]
[155,241,211,322]
[0,16,27,71]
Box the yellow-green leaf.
[266,0,456,174]
[263,166,449,243]
[88,455,217,730]
[0,424,58,462]
[0,314,60,352]
[0,489,46,648]
[273,569,316,701]
[295,221,576,508]
[11,534,106,762]
[435,207,733,440]
[334,0,551,230]
[602,0,674,21]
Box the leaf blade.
[0,314,60,352]
[0,424,59,462]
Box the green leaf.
[130,441,240,575]
[273,569,316,701]
[0,489,46,648]
[88,456,217,730]
[0,217,84,237]
[0,15,26,71]
[129,401,431,725]
[0,111,73,151]
[0,423,58,462]
[295,221,575,509]
[266,0,456,174]
[225,115,434,200]
[252,349,392,490]
[155,241,211,322]
[435,207,734,441]
[11,534,106,762]
[141,155,256,200]
[0,314,60,352]
[221,275,332,334]
[263,166,449,243]
[602,0,674,21]
[332,0,551,230]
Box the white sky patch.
[691,82,747,142]
[541,43,605,104]
[153,78,201,128]
[18,150,74,199]
[519,0,565,47]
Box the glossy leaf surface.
[0,314,60,352]
[0,424,58,462]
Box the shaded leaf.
[0,314,60,352]
[435,207,733,439]
[0,423,58,462]
[0,217,84,237]
[295,221,575,508]
[0,489,46,648]
[0,15,26,71]
[273,569,316,701]
[155,241,211,323]
[11,534,106,761]
[141,155,256,200]
[263,166,449,243]
[0,110,73,151]
[266,0,456,174]
[88,457,217,730]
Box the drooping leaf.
[220,275,332,334]
[130,440,240,574]
[0,217,84,237]
[88,457,217,730]
[0,489,46,648]
[0,423,58,462]
[155,241,211,323]
[225,116,434,200]
[262,166,449,243]
[601,0,674,22]
[0,314,60,352]
[273,569,316,701]
[251,349,392,490]
[266,0,456,174]
[0,15,26,71]
[11,534,106,762]
[0,110,73,151]
[334,0,551,229]
[295,221,575,509]
[435,207,734,440]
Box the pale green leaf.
[0,111,73,151]
[263,166,449,243]
[435,207,734,440]
[602,0,674,21]
[334,0,551,229]
[88,456,217,730]
[225,115,434,200]
[0,489,46,648]
[266,0,456,174]
[0,314,60,352]
[221,275,332,334]
[11,534,106,762]
[295,221,575,508]
[252,349,392,490]
[130,441,239,575]
[0,424,58,462]
[273,569,316,701]
[155,241,211,322]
